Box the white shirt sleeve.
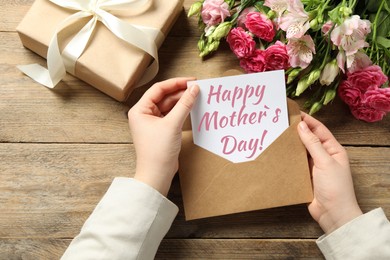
[317,208,390,259]
[61,177,179,260]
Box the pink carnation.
[347,65,388,92]
[237,7,256,29]
[201,0,231,28]
[226,27,256,58]
[363,87,390,112]
[245,12,275,42]
[240,49,266,73]
[350,105,386,123]
[338,80,362,107]
[264,41,290,71]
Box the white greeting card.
[188,70,289,163]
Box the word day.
[221,130,268,159]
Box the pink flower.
[331,16,371,55]
[264,0,288,16]
[322,20,334,35]
[264,41,290,71]
[264,0,288,26]
[237,7,256,29]
[347,65,388,91]
[363,87,390,112]
[226,27,256,58]
[245,12,275,42]
[347,51,373,73]
[287,35,316,69]
[279,0,310,39]
[350,105,386,122]
[338,80,362,107]
[331,15,371,71]
[201,0,231,29]
[240,49,266,73]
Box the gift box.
[17,0,184,101]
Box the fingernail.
[298,121,309,132]
[189,85,200,96]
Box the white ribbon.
[18,0,163,89]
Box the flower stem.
[372,0,385,42]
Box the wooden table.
[1,1,389,259]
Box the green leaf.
[379,42,390,59]
[377,36,390,48]
[375,11,390,37]
[366,0,381,12]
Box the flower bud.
[226,0,235,8]
[309,102,323,115]
[187,1,202,17]
[207,40,220,53]
[310,19,318,29]
[340,6,352,17]
[323,89,337,105]
[209,22,232,40]
[287,68,302,84]
[307,69,321,85]
[320,59,339,86]
[205,26,216,37]
[267,10,276,19]
[295,77,309,96]
[197,38,206,52]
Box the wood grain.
[0,238,324,259]
[1,0,389,259]
[1,144,388,240]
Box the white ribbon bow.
[18,0,163,89]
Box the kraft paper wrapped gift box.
[17,0,184,101]
[179,98,313,220]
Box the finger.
[142,77,196,105]
[157,89,186,115]
[166,85,200,128]
[297,120,332,165]
[300,112,344,154]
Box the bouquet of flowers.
[188,0,390,122]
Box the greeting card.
[188,70,289,163]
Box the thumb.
[297,121,331,164]
[167,85,200,128]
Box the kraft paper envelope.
[179,98,313,220]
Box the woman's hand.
[297,112,363,234]
[128,77,199,196]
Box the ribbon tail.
[18,31,66,89]
[17,64,61,88]
[17,11,90,89]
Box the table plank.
[0,238,324,259]
[1,0,389,259]
[1,144,388,239]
